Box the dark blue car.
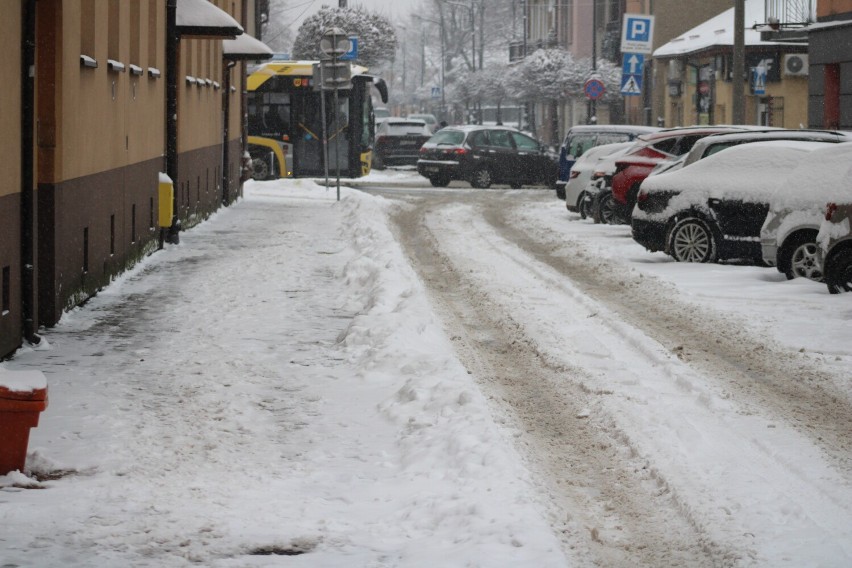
[556,125,659,199]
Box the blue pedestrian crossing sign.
[620,53,644,96]
[621,74,642,96]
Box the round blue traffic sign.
[584,78,606,101]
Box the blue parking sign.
[620,14,655,54]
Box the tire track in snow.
[387,196,740,567]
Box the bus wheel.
[250,152,271,180]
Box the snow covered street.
[2,171,851,566]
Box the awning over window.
[223,33,274,60]
[177,0,244,38]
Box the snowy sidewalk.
[0,180,566,567]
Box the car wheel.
[429,175,450,187]
[470,167,492,189]
[825,248,852,294]
[669,217,717,263]
[511,181,523,190]
[780,231,822,281]
[577,191,592,219]
[594,192,619,225]
[250,152,271,181]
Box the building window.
[2,266,10,314]
[83,228,90,273]
[81,0,96,59]
[108,0,120,61]
[148,0,159,69]
[110,214,116,255]
[130,0,141,66]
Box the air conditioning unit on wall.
[783,54,809,76]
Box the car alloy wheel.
[783,233,823,281]
[825,248,852,294]
[594,192,619,225]
[471,167,492,189]
[577,191,592,219]
[669,217,717,263]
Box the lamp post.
[412,14,446,116]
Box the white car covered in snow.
[564,142,634,219]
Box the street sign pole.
[319,27,351,201]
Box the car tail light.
[637,189,648,203]
[826,202,838,221]
[453,148,468,156]
[591,171,605,179]
[569,170,580,179]
[419,146,428,154]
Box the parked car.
[407,113,439,133]
[605,126,749,223]
[555,124,659,199]
[417,125,558,189]
[683,128,852,168]
[373,119,432,169]
[760,143,852,281]
[631,141,829,263]
[820,197,852,293]
[564,141,635,218]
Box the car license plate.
[425,166,439,173]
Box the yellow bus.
[246,60,388,180]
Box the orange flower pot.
[0,384,48,475]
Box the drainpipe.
[20,0,38,344]
[222,60,236,205]
[165,0,180,244]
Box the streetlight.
[412,14,445,116]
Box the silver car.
[761,143,852,281]
[564,142,634,218]
[819,191,852,294]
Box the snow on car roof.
[642,141,830,204]
[575,141,635,164]
[769,142,852,211]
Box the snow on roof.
[176,0,243,34]
[653,0,794,58]
[223,33,273,59]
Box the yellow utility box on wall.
[158,174,174,228]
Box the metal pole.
[588,0,597,123]
[732,0,745,124]
[333,56,341,201]
[320,64,329,191]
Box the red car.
[607,126,747,221]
